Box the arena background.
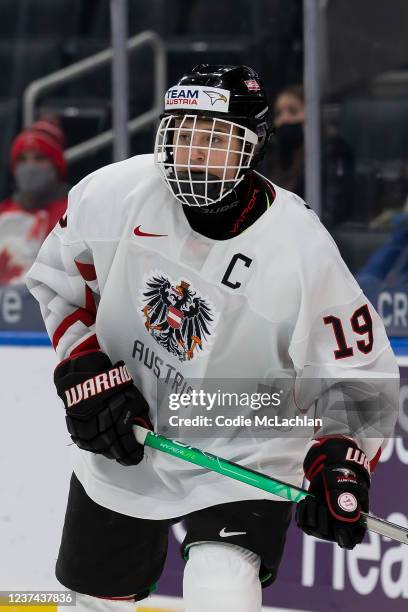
[1,1,408,610]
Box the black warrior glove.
[296,437,370,549]
[54,351,152,466]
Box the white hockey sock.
[183,542,262,612]
[59,593,138,612]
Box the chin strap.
[172,170,240,207]
[197,187,242,214]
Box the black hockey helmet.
[166,64,272,160]
[155,64,271,206]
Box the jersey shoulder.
[273,184,343,260]
[267,182,361,298]
[64,153,165,241]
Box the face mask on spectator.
[15,161,58,198]
[275,121,304,153]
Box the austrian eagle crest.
[141,274,215,361]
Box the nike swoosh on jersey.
[134,225,168,237]
[219,527,247,538]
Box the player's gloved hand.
[295,437,370,549]
[54,351,152,466]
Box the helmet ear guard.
[154,64,272,207]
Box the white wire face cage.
[154,114,258,207]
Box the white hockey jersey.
[26,154,399,519]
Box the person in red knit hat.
[0,117,68,284]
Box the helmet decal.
[165,86,231,113]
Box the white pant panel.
[59,593,137,612]
[183,542,262,612]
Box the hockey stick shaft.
[134,426,408,545]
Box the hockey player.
[26,65,399,612]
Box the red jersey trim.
[52,308,96,349]
[370,448,382,472]
[69,335,100,357]
[75,260,97,282]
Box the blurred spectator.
[269,84,305,197]
[357,207,408,286]
[0,118,68,285]
[262,84,354,227]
